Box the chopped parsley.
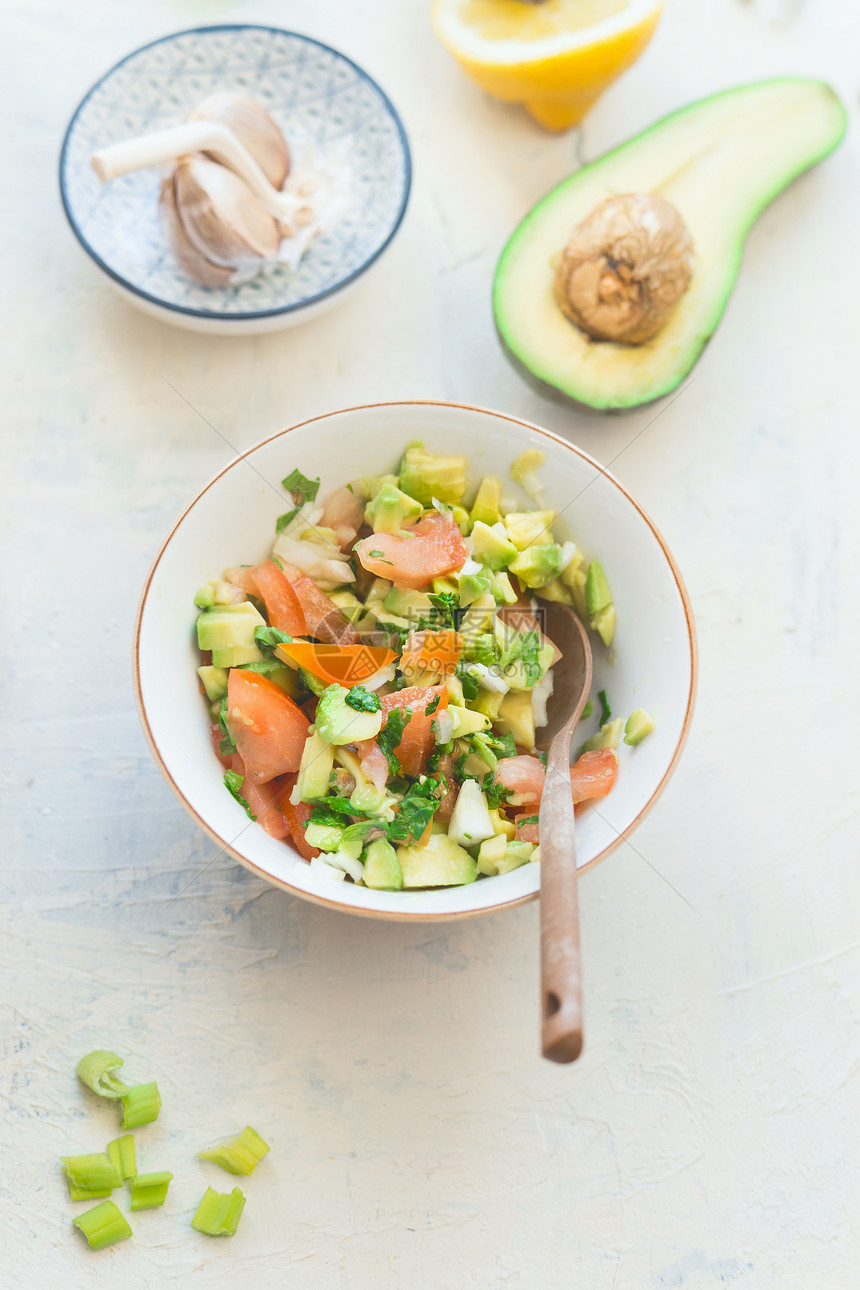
[598,689,612,725]
[367,549,394,565]
[224,770,255,820]
[520,631,543,687]
[218,693,236,756]
[254,625,292,655]
[387,776,445,845]
[428,590,460,626]
[344,685,381,713]
[309,798,377,822]
[518,814,539,827]
[276,468,320,531]
[486,730,518,760]
[456,662,479,702]
[425,692,441,716]
[378,707,411,776]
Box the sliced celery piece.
[198,1125,270,1176]
[72,1199,132,1250]
[191,1186,246,1236]
[120,1081,161,1130]
[106,1135,136,1181]
[61,1153,121,1201]
[128,1170,174,1211]
[76,1050,128,1099]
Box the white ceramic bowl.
[59,26,411,335]
[134,401,697,920]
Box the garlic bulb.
[164,156,281,284]
[158,173,236,288]
[188,92,290,190]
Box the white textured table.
[4,1,859,1286]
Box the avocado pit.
[553,193,694,344]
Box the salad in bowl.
[193,441,647,892]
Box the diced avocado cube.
[194,583,217,610]
[457,569,492,607]
[488,808,517,840]
[585,561,612,616]
[508,544,564,590]
[591,602,616,647]
[579,718,623,755]
[472,688,504,721]
[470,521,518,571]
[489,572,518,605]
[504,510,557,551]
[365,482,423,534]
[328,590,365,624]
[396,833,477,887]
[305,822,344,853]
[399,441,467,506]
[469,476,503,527]
[445,672,465,705]
[315,685,383,745]
[535,577,575,606]
[447,778,495,848]
[496,689,536,750]
[432,576,459,598]
[451,505,471,535]
[365,578,392,608]
[510,449,546,499]
[624,708,655,746]
[363,839,404,890]
[476,833,507,876]
[457,593,496,641]
[382,587,434,621]
[362,473,400,499]
[198,665,228,702]
[349,782,390,816]
[197,602,265,668]
[560,547,585,586]
[462,632,499,667]
[293,732,335,804]
[448,705,491,738]
[496,841,535,874]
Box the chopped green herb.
[483,776,511,811]
[219,694,237,756]
[198,1125,270,1177]
[520,631,543,687]
[387,776,444,845]
[309,798,377,821]
[275,508,299,533]
[426,740,454,774]
[120,1082,161,1131]
[378,707,411,776]
[425,692,441,716]
[469,733,497,771]
[129,1171,174,1211]
[341,820,376,845]
[281,468,321,505]
[428,590,460,626]
[76,1050,128,1100]
[73,1199,132,1250]
[456,663,479,702]
[598,689,612,725]
[486,730,518,760]
[536,750,548,768]
[224,771,255,821]
[344,685,381,713]
[191,1186,246,1237]
[367,549,394,564]
[254,625,292,655]
[581,699,593,720]
[518,814,539,827]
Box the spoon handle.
[540,742,583,1063]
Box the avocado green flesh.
[493,79,846,412]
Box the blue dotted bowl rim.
[59,24,412,323]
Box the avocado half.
[493,79,846,412]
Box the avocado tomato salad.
[194,442,641,891]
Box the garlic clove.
[173,156,281,277]
[188,92,290,190]
[159,172,239,287]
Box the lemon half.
[433,0,663,130]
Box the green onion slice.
[191,1186,246,1237]
[120,1082,161,1130]
[128,1171,174,1212]
[61,1153,121,1201]
[106,1135,136,1181]
[198,1125,271,1176]
[72,1199,132,1250]
[76,1051,129,1099]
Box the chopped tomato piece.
[356,739,390,791]
[380,685,448,778]
[515,813,540,844]
[354,513,467,590]
[226,669,309,784]
[279,564,358,644]
[222,566,259,596]
[280,774,318,861]
[400,629,462,680]
[251,560,307,635]
[493,754,545,807]
[243,772,291,840]
[570,749,618,804]
[321,486,365,550]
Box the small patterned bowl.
[59,25,411,334]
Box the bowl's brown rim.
[132,399,698,922]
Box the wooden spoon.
[536,601,593,1064]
